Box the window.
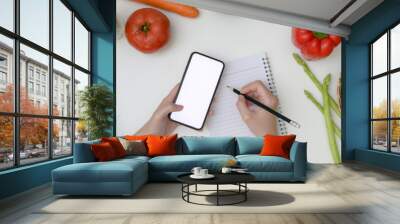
[0,54,7,88]
[0,70,7,93]
[0,0,14,32]
[0,35,13,108]
[35,70,40,81]
[53,119,72,158]
[392,25,400,69]
[75,18,89,70]
[0,116,13,169]
[19,117,49,165]
[28,81,33,94]
[0,0,91,170]
[28,67,34,80]
[0,71,6,85]
[53,0,72,60]
[53,59,71,117]
[21,44,49,116]
[74,69,89,119]
[0,55,7,67]
[35,83,40,95]
[20,0,49,49]
[371,23,400,153]
[42,85,46,97]
[74,69,89,143]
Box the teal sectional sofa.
[52,136,307,196]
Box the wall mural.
[116,0,342,164]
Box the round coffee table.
[177,173,255,206]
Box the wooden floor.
[1,162,400,224]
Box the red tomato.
[125,8,170,53]
[292,27,341,60]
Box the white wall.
[116,0,342,163]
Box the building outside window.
[54,88,58,104]
[0,54,7,90]
[0,0,91,170]
[35,83,40,95]
[0,54,7,67]
[371,22,400,153]
[0,71,6,84]
[28,81,34,94]
[0,71,7,94]
[28,66,34,80]
[35,70,40,81]
[41,73,46,83]
[41,85,46,97]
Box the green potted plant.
[79,84,113,140]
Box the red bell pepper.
[292,28,341,61]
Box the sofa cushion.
[101,137,127,158]
[124,135,149,141]
[53,158,147,183]
[260,135,296,159]
[235,137,263,155]
[91,142,118,161]
[236,155,293,172]
[147,134,177,157]
[149,154,235,172]
[118,138,147,156]
[177,136,235,155]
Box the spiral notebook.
[207,53,287,136]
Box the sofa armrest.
[73,140,100,163]
[289,141,307,181]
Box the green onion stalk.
[292,53,341,164]
[293,53,341,117]
[304,90,341,139]
[322,75,341,164]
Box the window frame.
[370,20,400,154]
[0,0,91,171]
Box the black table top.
[177,172,255,185]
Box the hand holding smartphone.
[169,52,225,130]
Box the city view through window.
[0,0,90,170]
[371,23,400,153]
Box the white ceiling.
[175,0,384,36]
[225,0,353,23]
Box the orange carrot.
[133,0,199,18]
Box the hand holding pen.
[229,81,300,136]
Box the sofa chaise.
[52,136,307,196]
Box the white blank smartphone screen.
[170,53,224,129]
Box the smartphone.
[169,52,225,130]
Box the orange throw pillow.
[260,134,296,159]
[91,142,117,162]
[124,135,150,141]
[101,137,127,158]
[146,134,177,157]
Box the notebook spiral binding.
[262,57,288,135]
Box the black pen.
[226,85,301,128]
